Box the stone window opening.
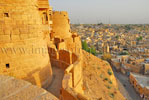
[43,12,48,24]
[61,39,64,42]
[55,44,58,49]
[6,63,10,68]
[4,13,9,17]
[49,14,52,20]
[68,19,70,24]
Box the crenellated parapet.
[48,47,88,100]
[48,33,88,100]
[47,7,86,99]
[38,0,50,9]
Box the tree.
[90,47,97,56]
[136,36,143,41]
[82,40,89,51]
[125,25,131,30]
[119,51,129,55]
[115,35,119,39]
[97,23,103,26]
[82,41,97,56]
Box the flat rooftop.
[131,73,149,89]
[111,58,120,63]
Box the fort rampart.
[49,36,89,100]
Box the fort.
[0,0,85,99]
[0,0,125,100]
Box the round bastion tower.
[52,11,72,39]
[0,0,53,88]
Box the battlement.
[53,11,69,19]
[0,0,37,5]
[48,39,87,100]
[38,0,49,8]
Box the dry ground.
[82,50,126,100]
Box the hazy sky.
[50,0,149,24]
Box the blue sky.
[50,0,149,24]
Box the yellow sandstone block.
[11,35,20,41]
[0,35,10,42]
[20,34,28,40]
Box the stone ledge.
[0,75,59,100]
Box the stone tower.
[52,11,72,39]
[102,43,110,53]
[0,0,52,88]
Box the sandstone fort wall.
[52,11,71,39]
[0,0,53,88]
[0,0,89,99]
[49,38,88,100]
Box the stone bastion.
[0,0,52,88]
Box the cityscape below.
[71,24,149,100]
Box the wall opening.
[6,64,10,68]
[61,39,64,42]
[4,13,9,17]
[43,12,48,24]
[55,44,58,49]
[49,14,52,20]
[68,19,70,24]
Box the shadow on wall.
[49,48,59,67]
[23,62,52,88]
[48,47,89,100]
[49,48,72,70]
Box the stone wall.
[124,63,141,73]
[0,0,45,42]
[0,0,89,99]
[0,75,59,100]
[61,55,88,100]
[110,60,121,71]
[38,0,49,8]
[65,35,82,55]
[144,64,149,75]
[129,73,149,99]
[0,0,53,88]
[38,0,53,46]
[52,11,71,39]
[49,38,89,100]
[59,50,72,70]
[48,9,86,98]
